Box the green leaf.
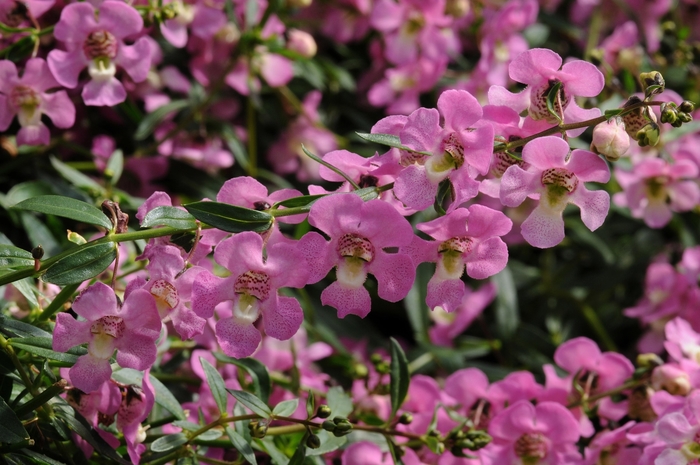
[259,437,289,465]
[12,195,112,229]
[545,81,564,123]
[226,389,272,418]
[4,181,56,208]
[301,145,359,189]
[134,100,190,140]
[354,186,380,202]
[385,437,405,465]
[58,410,130,464]
[16,449,67,465]
[151,433,189,452]
[272,399,299,417]
[493,267,519,338]
[9,337,85,363]
[142,206,197,230]
[1,36,35,63]
[105,149,124,185]
[49,156,103,192]
[200,358,228,414]
[325,386,352,418]
[0,397,28,443]
[604,108,624,119]
[356,132,432,156]
[12,278,39,310]
[389,337,409,419]
[41,242,117,286]
[305,391,315,418]
[184,201,273,233]
[0,245,34,269]
[288,435,307,465]
[225,426,257,465]
[112,368,187,420]
[0,315,51,338]
[213,355,271,404]
[272,194,325,210]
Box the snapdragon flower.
[48,1,152,106]
[0,58,75,145]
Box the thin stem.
[567,378,645,409]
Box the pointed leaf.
[151,433,189,452]
[226,389,271,418]
[546,81,564,123]
[326,387,352,418]
[226,426,257,465]
[41,242,117,286]
[0,397,28,443]
[356,132,432,156]
[142,206,197,229]
[0,315,51,338]
[288,435,307,465]
[272,194,325,210]
[12,196,112,229]
[0,245,34,269]
[105,149,124,185]
[386,437,405,465]
[200,358,228,414]
[213,354,271,403]
[389,337,409,419]
[49,156,104,192]
[272,399,299,418]
[184,201,273,233]
[305,391,315,418]
[493,267,519,338]
[9,337,85,363]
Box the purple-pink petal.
[566,149,610,183]
[520,203,566,248]
[41,91,76,129]
[369,251,415,302]
[53,2,95,42]
[426,277,465,313]
[69,355,112,393]
[117,38,152,83]
[115,332,158,371]
[262,295,304,341]
[560,60,605,97]
[466,236,509,279]
[394,165,438,211]
[72,282,118,321]
[216,317,262,358]
[438,89,482,132]
[499,166,540,208]
[522,136,569,169]
[53,313,92,352]
[97,1,144,39]
[570,188,610,232]
[82,77,127,106]
[509,48,562,84]
[321,281,372,319]
[21,58,60,92]
[214,232,265,276]
[47,49,87,89]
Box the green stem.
[567,378,645,408]
[580,304,618,352]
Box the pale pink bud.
[287,29,317,58]
[651,364,691,396]
[591,118,630,162]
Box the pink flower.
[500,136,610,248]
[192,232,309,358]
[48,1,152,106]
[300,193,416,319]
[53,282,161,393]
[613,158,700,228]
[405,205,511,312]
[391,89,494,210]
[488,48,604,130]
[428,282,496,346]
[117,371,155,465]
[484,400,581,465]
[0,58,75,145]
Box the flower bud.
[637,353,664,368]
[316,405,332,419]
[287,29,317,58]
[352,363,369,379]
[306,434,321,449]
[635,122,660,147]
[332,416,348,425]
[398,413,413,425]
[31,245,44,260]
[621,96,650,137]
[321,420,335,431]
[591,118,630,161]
[680,100,695,113]
[678,112,693,123]
[248,420,268,438]
[640,71,665,98]
[67,230,87,245]
[651,364,691,396]
[451,445,475,458]
[660,103,679,124]
[465,430,492,450]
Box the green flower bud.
[398,413,413,425]
[316,405,332,419]
[333,421,353,433]
[352,363,369,379]
[680,100,695,113]
[450,446,476,459]
[370,353,383,364]
[249,422,268,438]
[332,416,348,425]
[636,123,660,147]
[306,434,321,449]
[660,103,678,124]
[321,420,336,432]
[640,71,665,98]
[679,112,693,123]
[31,245,44,260]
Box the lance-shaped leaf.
[0,397,29,444]
[272,399,299,417]
[356,132,433,156]
[226,389,271,418]
[201,358,228,414]
[10,336,86,363]
[226,426,257,465]
[12,196,112,229]
[272,194,326,210]
[50,156,104,192]
[142,206,197,229]
[0,245,34,269]
[214,354,271,403]
[389,337,409,419]
[151,433,189,452]
[41,242,117,286]
[184,201,273,233]
[546,81,564,124]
